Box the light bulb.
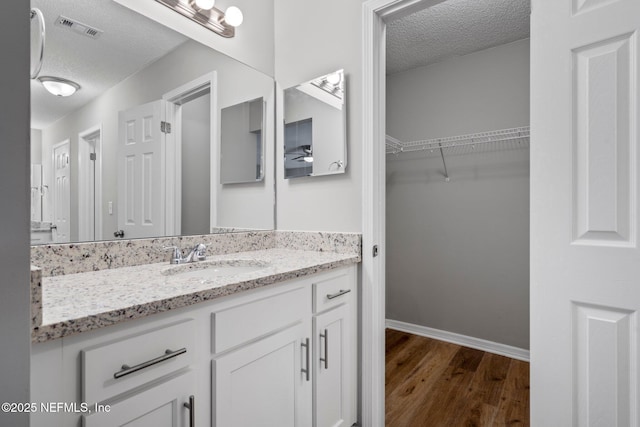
[224,6,243,27]
[326,72,341,85]
[194,0,215,10]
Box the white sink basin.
[162,259,270,280]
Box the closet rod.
[385,126,530,155]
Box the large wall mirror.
[283,69,347,179]
[30,0,275,245]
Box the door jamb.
[163,71,218,235]
[78,124,103,241]
[361,1,447,425]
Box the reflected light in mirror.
[194,0,215,10]
[224,6,243,27]
[38,76,81,97]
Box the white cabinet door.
[531,0,640,425]
[213,321,312,427]
[313,304,352,427]
[83,372,195,427]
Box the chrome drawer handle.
[113,348,187,379]
[320,329,329,369]
[184,395,195,427]
[301,338,310,382]
[326,289,351,300]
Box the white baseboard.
[385,319,530,362]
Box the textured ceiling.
[386,0,530,75]
[30,0,187,129]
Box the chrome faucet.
[184,243,207,263]
[163,243,207,264]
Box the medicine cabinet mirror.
[29,0,274,245]
[283,69,347,179]
[220,97,265,184]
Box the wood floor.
[385,329,530,427]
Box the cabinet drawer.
[82,319,195,404]
[212,286,308,354]
[83,371,195,427]
[313,269,354,313]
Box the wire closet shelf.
[385,126,530,155]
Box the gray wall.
[0,2,30,426]
[31,129,42,164]
[274,0,363,232]
[385,39,530,349]
[181,93,211,235]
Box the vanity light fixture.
[38,76,81,97]
[325,72,341,86]
[155,0,243,38]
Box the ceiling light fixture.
[155,0,243,38]
[30,8,82,97]
[38,76,81,97]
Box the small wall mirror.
[284,69,346,179]
[221,97,265,184]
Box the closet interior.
[385,0,531,362]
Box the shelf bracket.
[438,142,450,182]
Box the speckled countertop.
[33,248,359,342]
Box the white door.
[212,322,312,427]
[83,372,194,427]
[118,101,165,239]
[314,304,353,427]
[52,141,70,243]
[531,0,640,425]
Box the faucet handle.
[163,246,183,264]
[194,243,207,261]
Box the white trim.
[386,319,530,362]
[78,124,103,241]
[362,1,454,425]
[163,71,218,235]
[361,3,386,426]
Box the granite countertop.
[33,248,359,342]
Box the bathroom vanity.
[30,231,360,427]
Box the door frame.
[163,71,218,236]
[78,124,103,241]
[361,0,458,425]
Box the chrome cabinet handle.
[301,338,310,381]
[326,289,351,300]
[320,329,329,369]
[183,395,195,427]
[113,348,187,379]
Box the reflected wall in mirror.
[30,0,275,245]
[283,69,347,179]
[221,97,265,184]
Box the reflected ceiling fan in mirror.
[30,8,81,97]
[287,145,313,163]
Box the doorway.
[78,124,102,242]
[362,0,530,425]
[163,72,217,236]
